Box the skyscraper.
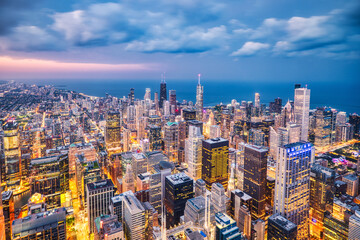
[2,121,21,188]
[86,179,114,233]
[309,164,335,239]
[349,211,360,240]
[169,90,177,113]
[2,191,14,240]
[243,144,268,220]
[294,84,310,141]
[164,172,194,228]
[196,74,204,122]
[314,107,336,147]
[274,142,313,239]
[105,111,121,148]
[123,191,146,239]
[149,125,162,151]
[164,122,179,162]
[254,92,260,108]
[128,88,135,105]
[202,138,229,190]
[185,125,204,180]
[211,183,227,214]
[159,75,167,109]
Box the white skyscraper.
[164,100,170,116]
[144,88,151,101]
[211,183,226,214]
[123,191,146,239]
[274,142,314,239]
[294,84,311,141]
[255,92,260,108]
[196,74,204,122]
[185,125,204,180]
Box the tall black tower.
[159,74,167,109]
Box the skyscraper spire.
[198,73,201,85]
[196,74,204,121]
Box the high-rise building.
[1,191,14,240]
[86,179,114,233]
[154,92,159,112]
[149,125,162,151]
[336,111,347,125]
[349,210,360,240]
[243,144,268,220]
[269,97,282,114]
[184,196,215,227]
[215,212,242,240]
[105,111,121,148]
[182,109,196,121]
[164,122,179,162]
[268,213,297,240]
[349,113,360,139]
[228,189,252,221]
[186,125,204,180]
[2,121,21,188]
[294,84,310,141]
[335,123,354,142]
[196,74,204,122]
[309,164,335,239]
[0,187,4,240]
[342,174,359,197]
[12,208,66,240]
[123,191,146,239]
[30,154,69,209]
[169,90,177,113]
[237,205,251,239]
[202,138,229,190]
[314,107,336,147]
[195,179,206,197]
[160,76,167,109]
[128,88,135,105]
[254,93,260,108]
[274,142,313,239]
[164,173,194,228]
[144,88,151,101]
[211,183,227,214]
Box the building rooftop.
[203,137,228,144]
[343,174,358,182]
[87,179,114,191]
[187,196,206,211]
[166,172,193,185]
[244,144,268,153]
[284,141,312,152]
[269,213,297,231]
[12,207,66,236]
[1,191,13,201]
[215,212,236,228]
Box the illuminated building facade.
[29,154,69,209]
[94,215,123,240]
[2,191,14,240]
[164,173,194,228]
[309,164,335,239]
[185,125,204,181]
[294,84,310,141]
[12,207,66,240]
[268,213,297,240]
[349,211,360,240]
[182,109,196,121]
[314,107,336,147]
[2,121,21,188]
[274,142,313,239]
[243,144,268,220]
[149,125,162,151]
[0,187,4,240]
[211,183,226,214]
[86,179,114,233]
[202,138,229,190]
[164,122,179,162]
[169,90,177,113]
[196,74,204,122]
[105,111,121,148]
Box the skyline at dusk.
[0,0,359,81]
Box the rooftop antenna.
[163,72,166,83]
[198,73,201,85]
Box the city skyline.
[0,0,359,81]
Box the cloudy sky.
[0,0,359,81]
